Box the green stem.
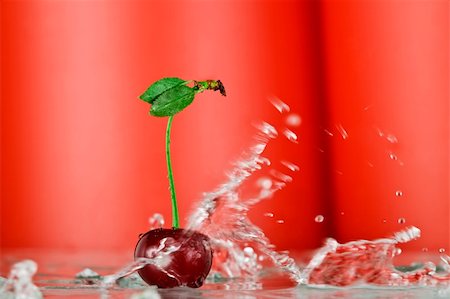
[166,115,179,228]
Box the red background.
[1,0,448,256]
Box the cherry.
[134,228,213,288]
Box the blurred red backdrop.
[1,0,448,256]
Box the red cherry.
[134,228,213,288]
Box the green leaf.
[140,77,188,104]
[150,85,196,117]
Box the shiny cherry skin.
[134,228,213,288]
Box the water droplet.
[254,122,278,139]
[340,212,345,216]
[276,220,285,224]
[386,134,398,144]
[389,153,398,161]
[367,161,374,167]
[397,218,406,224]
[363,104,373,111]
[270,169,293,183]
[257,177,272,189]
[382,219,387,223]
[257,156,271,166]
[243,247,255,256]
[395,248,402,255]
[149,213,164,229]
[315,215,324,223]
[335,124,349,139]
[324,129,334,136]
[283,128,298,143]
[375,127,384,137]
[285,113,302,127]
[395,190,403,197]
[264,212,274,218]
[439,248,446,253]
[252,143,267,154]
[269,97,290,113]
[335,170,343,175]
[422,247,429,252]
[281,160,299,172]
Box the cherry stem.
[166,115,179,228]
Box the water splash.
[149,213,165,229]
[305,226,450,287]
[0,260,42,299]
[102,237,183,287]
[186,121,302,284]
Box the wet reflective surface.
[2,249,450,299]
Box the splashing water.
[0,260,42,299]
[96,98,450,291]
[11,98,450,297]
[305,227,450,287]
[186,117,302,284]
[149,213,165,229]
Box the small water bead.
[285,113,302,127]
[149,213,164,229]
[363,104,373,111]
[254,121,278,139]
[269,97,290,113]
[315,215,324,223]
[281,160,300,172]
[76,268,100,279]
[395,248,402,255]
[397,218,406,224]
[324,129,334,137]
[389,152,398,161]
[422,247,429,252]
[386,134,398,144]
[276,220,285,224]
[273,181,287,190]
[270,169,293,183]
[395,190,403,197]
[439,248,446,253]
[335,123,349,139]
[256,156,271,166]
[243,247,255,256]
[257,177,273,189]
[263,212,274,218]
[283,129,298,143]
[252,143,267,155]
